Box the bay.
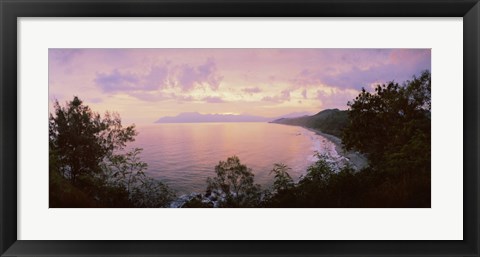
[129,122,342,194]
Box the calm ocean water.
[129,122,341,194]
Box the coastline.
[303,127,368,170]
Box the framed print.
[1,0,479,256]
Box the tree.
[102,148,175,207]
[102,148,147,195]
[270,163,294,192]
[342,70,431,172]
[264,153,358,207]
[341,70,431,207]
[49,96,136,186]
[206,156,261,207]
[49,96,175,208]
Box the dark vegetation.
[206,156,262,207]
[271,109,348,137]
[50,70,431,208]
[49,97,174,207]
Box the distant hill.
[155,111,314,123]
[270,109,349,138]
[273,111,313,119]
[155,112,271,123]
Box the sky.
[49,48,431,125]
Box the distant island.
[155,111,313,123]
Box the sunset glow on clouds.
[49,49,431,124]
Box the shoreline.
[302,127,368,170]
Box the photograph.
[48,48,431,208]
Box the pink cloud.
[242,87,262,94]
[94,58,223,97]
[94,69,142,92]
[202,96,225,103]
[301,89,307,99]
[49,48,431,123]
[292,49,430,90]
[316,89,358,109]
[49,49,84,64]
[262,89,291,103]
[175,58,223,91]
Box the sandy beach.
[305,127,368,170]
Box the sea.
[128,122,343,194]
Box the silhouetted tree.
[270,163,294,192]
[343,70,431,173]
[342,71,431,206]
[102,148,175,207]
[207,156,261,207]
[49,96,136,186]
[49,96,174,207]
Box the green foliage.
[206,156,262,207]
[102,148,175,207]
[264,154,412,208]
[271,109,348,137]
[49,96,136,185]
[130,176,176,207]
[49,96,174,208]
[102,148,147,196]
[301,153,336,185]
[343,70,431,171]
[270,163,294,192]
[340,70,431,206]
[49,168,100,207]
[182,197,214,208]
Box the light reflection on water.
[129,122,339,194]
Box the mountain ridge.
[155,111,314,123]
[270,109,349,138]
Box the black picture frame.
[1,0,479,256]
